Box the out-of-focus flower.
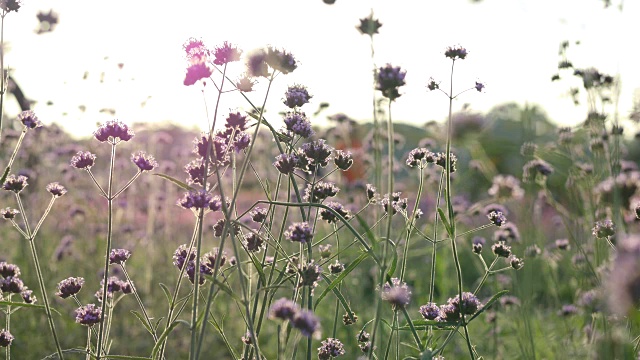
[213,41,241,65]
[109,249,131,265]
[444,45,468,60]
[75,304,102,326]
[46,182,67,197]
[18,110,42,129]
[380,278,411,309]
[283,84,312,108]
[356,13,382,36]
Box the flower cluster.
[269,298,320,338]
[56,277,85,299]
[94,120,134,143]
[376,64,406,100]
[380,278,411,309]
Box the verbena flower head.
[522,159,554,183]
[18,110,42,129]
[475,81,485,92]
[283,84,312,108]
[493,223,521,243]
[269,297,300,321]
[178,190,213,210]
[212,218,240,238]
[319,244,332,258]
[406,147,433,168]
[427,77,440,91]
[472,236,485,254]
[233,131,251,152]
[249,207,268,223]
[244,232,264,252]
[488,211,507,227]
[292,309,320,338]
[184,159,207,185]
[70,151,96,170]
[21,289,36,304]
[75,304,102,326]
[0,329,14,347]
[285,222,313,244]
[235,73,256,92]
[46,182,67,197]
[329,261,345,274]
[1,276,24,293]
[56,277,84,299]
[357,331,370,343]
[301,140,334,169]
[592,219,615,238]
[265,46,297,74]
[380,278,411,309]
[94,120,134,143]
[109,248,131,265]
[202,247,227,270]
[366,184,377,202]
[0,263,20,278]
[448,292,482,317]
[274,153,299,175]
[492,241,512,258]
[213,41,241,65]
[357,13,382,36]
[419,302,441,320]
[509,255,524,270]
[2,174,28,193]
[444,45,468,60]
[318,338,345,359]
[304,181,339,203]
[558,304,579,317]
[555,238,570,250]
[0,208,19,220]
[246,49,269,78]
[320,202,351,224]
[299,261,322,289]
[173,244,196,270]
[0,0,21,13]
[433,152,458,172]
[183,37,209,63]
[283,110,314,138]
[131,151,158,172]
[381,192,408,215]
[376,64,406,100]
[333,150,353,171]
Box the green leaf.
[0,165,9,185]
[386,239,398,281]
[0,300,47,310]
[314,252,368,309]
[437,208,452,236]
[131,310,154,337]
[158,283,172,307]
[153,173,195,191]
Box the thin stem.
[0,14,6,143]
[85,327,92,360]
[121,265,158,341]
[112,171,142,199]
[5,296,10,360]
[96,143,117,360]
[32,196,56,239]
[3,127,26,175]
[429,171,445,304]
[86,169,108,198]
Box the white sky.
[4,0,638,137]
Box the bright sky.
[4,0,638,138]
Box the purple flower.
[234,131,251,152]
[0,329,14,347]
[225,111,248,130]
[70,151,97,170]
[376,64,406,100]
[448,292,482,316]
[184,159,207,185]
[18,110,42,129]
[173,244,196,270]
[522,159,554,183]
[46,182,67,197]
[212,218,240,238]
[274,153,298,175]
[283,84,312,108]
[109,248,131,265]
[492,242,512,258]
[475,81,485,92]
[183,38,209,62]
[406,147,433,168]
[283,110,314,138]
[178,190,212,210]
[472,236,485,254]
[131,151,158,172]
[202,248,227,271]
[2,174,28,193]
[0,262,20,278]
[555,238,570,250]
[487,211,507,227]
[303,181,339,203]
[249,207,268,223]
[329,261,344,274]
[419,302,440,320]
[265,46,297,74]
[318,338,345,359]
[558,304,579,316]
[493,223,521,243]
[56,277,85,299]
[75,304,102,326]
[333,150,353,171]
[269,298,300,321]
[94,120,134,143]
[320,202,351,224]
[184,62,212,86]
[246,49,269,78]
[244,232,264,252]
[381,278,411,309]
[292,309,320,337]
[21,289,36,304]
[592,219,615,239]
[213,41,242,65]
[299,261,322,289]
[444,45,468,60]
[1,276,23,293]
[0,208,19,220]
[427,77,440,91]
[285,222,313,244]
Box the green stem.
[96,143,117,360]
[121,265,158,341]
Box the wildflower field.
[1,0,639,359]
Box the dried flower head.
[2,174,28,193]
[46,182,67,197]
[56,277,85,299]
[75,304,102,326]
[94,120,134,143]
[357,13,382,36]
[472,237,485,254]
[366,184,377,202]
[18,110,42,129]
[427,77,440,91]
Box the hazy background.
[4,0,637,137]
